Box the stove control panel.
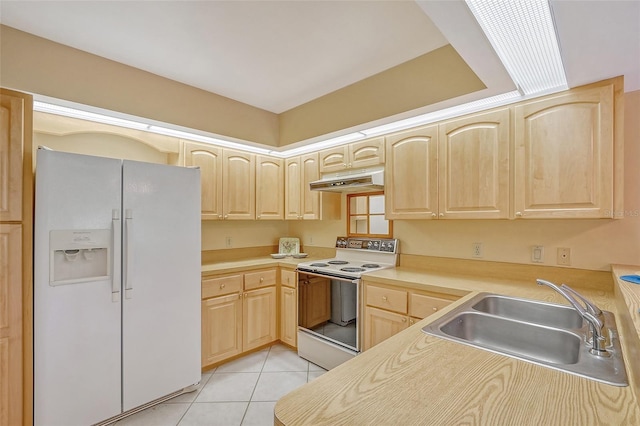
[335,237,398,253]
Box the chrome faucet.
[536,279,610,357]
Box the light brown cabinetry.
[362,282,458,351]
[183,142,255,220]
[438,108,510,219]
[279,269,297,347]
[1,89,32,426]
[183,142,223,220]
[285,153,340,220]
[514,84,615,218]
[223,149,255,220]
[385,109,509,220]
[201,268,277,368]
[256,155,284,220]
[385,125,438,219]
[318,137,385,173]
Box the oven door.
[296,270,361,370]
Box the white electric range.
[296,237,399,370]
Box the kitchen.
[2,0,640,425]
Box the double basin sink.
[421,292,628,386]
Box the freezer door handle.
[112,209,121,302]
[124,209,134,299]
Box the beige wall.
[201,220,289,251]
[294,90,640,272]
[278,45,485,145]
[0,25,280,147]
[34,132,170,164]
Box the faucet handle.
[560,284,602,317]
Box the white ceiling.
[1,0,639,120]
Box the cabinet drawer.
[366,285,408,314]
[244,269,277,290]
[410,293,454,319]
[281,269,297,288]
[202,274,243,299]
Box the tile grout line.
[238,346,271,425]
[176,369,215,425]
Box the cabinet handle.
[218,215,222,219]
[348,163,352,168]
[382,296,388,301]
[257,215,261,219]
[409,319,415,325]
[224,214,228,219]
[431,213,436,218]
[433,307,438,311]
[516,211,523,217]
[260,277,264,282]
[439,213,444,217]
[286,290,293,295]
[401,317,407,323]
[220,284,225,289]
[244,293,247,298]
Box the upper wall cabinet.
[183,142,223,220]
[514,84,615,219]
[438,108,510,219]
[285,153,340,220]
[183,142,255,220]
[223,149,255,220]
[385,125,438,220]
[256,155,284,220]
[319,137,385,173]
[0,94,23,222]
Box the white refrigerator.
[34,149,201,425]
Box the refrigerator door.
[34,150,122,425]
[122,160,201,410]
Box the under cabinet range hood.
[309,168,384,193]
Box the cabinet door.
[439,108,510,219]
[349,137,385,169]
[183,142,223,220]
[284,157,302,220]
[202,293,242,366]
[385,125,438,219]
[223,149,255,220]
[301,153,320,220]
[363,306,408,351]
[318,146,349,173]
[243,287,277,351]
[279,287,297,347]
[299,278,330,329]
[514,85,614,218]
[256,155,284,220]
[0,94,23,222]
[0,224,22,426]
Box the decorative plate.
[278,237,300,256]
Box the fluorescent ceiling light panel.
[465,0,567,94]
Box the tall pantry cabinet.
[0,88,33,426]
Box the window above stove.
[347,192,393,238]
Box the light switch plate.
[531,245,544,263]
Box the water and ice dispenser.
[49,229,111,285]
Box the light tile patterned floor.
[114,344,326,426]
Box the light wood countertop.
[201,256,319,276]
[273,265,640,426]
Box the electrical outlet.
[472,242,483,258]
[557,247,571,266]
[531,245,544,263]
[309,235,314,245]
[225,237,232,248]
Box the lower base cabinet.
[201,268,280,369]
[280,286,297,347]
[202,293,242,366]
[243,287,277,351]
[362,282,459,351]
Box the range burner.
[328,260,349,265]
[310,263,329,267]
[362,264,380,268]
[340,267,366,273]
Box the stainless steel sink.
[422,292,628,386]
[472,294,584,329]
